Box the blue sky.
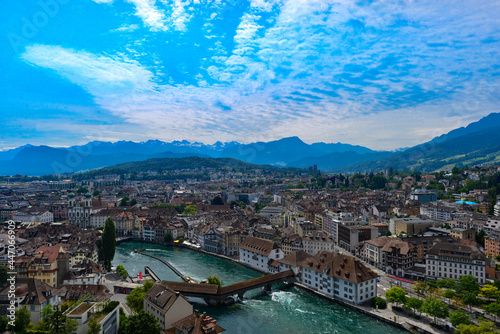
[0,0,499,151]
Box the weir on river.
[138,250,187,280]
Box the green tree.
[130,198,137,206]
[437,278,456,289]
[457,275,480,295]
[77,186,89,194]
[422,297,449,324]
[493,278,500,290]
[49,306,78,334]
[126,280,155,313]
[120,196,129,206]
[449,309,471,327]
[385,286,407,307]
[413,281,427,297]
[370,297,387,309]
[461,292,480,312]
[119,307,129,333]
[87,319,102,334]
[123,311,160,334]
[11,307,31,333]
[476,230,486,247]
[369,174,388,189]
[404,297,423,315]
[102,218,117,270]
[207,276,224,287]
[456,318,500,334]
[116,264,128,279]
[164,231,173,244]
[183,204,197,215]
[479,284,500,301]
[444,289,456,302]
[92,190,100,197]
[0,265,7,288]
[0,316,7,332]
[38,303,55,331]
[484,302,500,321]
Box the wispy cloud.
[111,24,140,33]
[21,44,154,96]
[5,0,500,150]
[126,0,167,31]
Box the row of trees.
[151,203,197,215]
[411,275,500,313]
[385,286,468,327]
[382,276,500,331]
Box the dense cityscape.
[0,163,500,333]
[2,0,499,333]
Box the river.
[113,241,407,334]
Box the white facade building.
[239,236,284,273]
[300,251,378,305]
[420,202,457,221]
[14,211,53,224]
[426,243,486,284]
[303,231,335,255]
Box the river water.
[113,241,407,334]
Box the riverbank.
[122,240,435,333]
[126,240,424,333]
[115,240,409,334]
[294,282,447,334]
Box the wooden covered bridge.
[160,270,295,306]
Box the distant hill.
[0,146,208,176]
[337,113,500,172]
[288,151,394,170]
[219,136,378,166]
[91,156,284,174]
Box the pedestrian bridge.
[161,270,295,306]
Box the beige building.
[114,209,138,237]
[390,217,440,236]
[450,228,475,241]
[15,246,70,287]
[144,283,193,331]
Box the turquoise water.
[114,242,407,334]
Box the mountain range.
[1,112,499,175]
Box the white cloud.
[14,0,500,150]
[168,0,192,31]
[126,0,167,31]
[111,24,140,32]
[21,44,154,96]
